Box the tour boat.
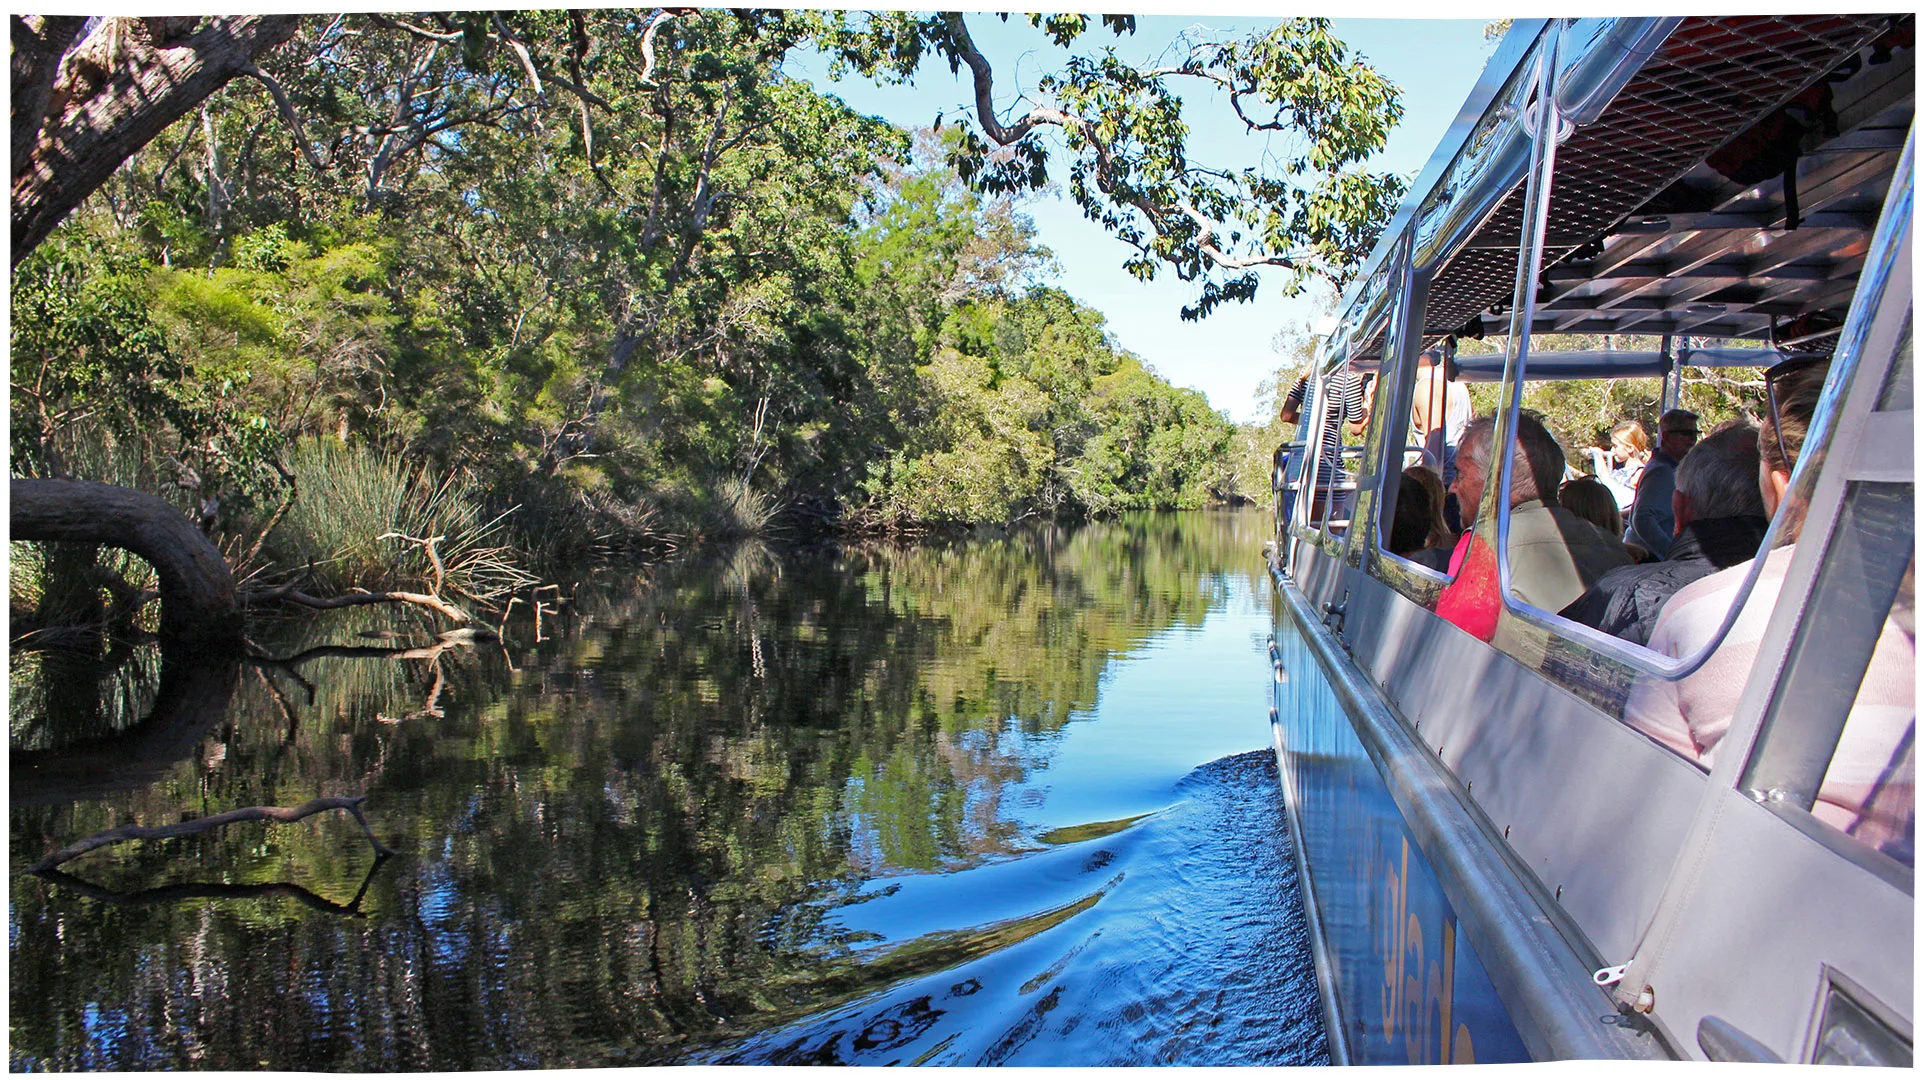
[1268,15,1913,1064]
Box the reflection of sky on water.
[748,564,1325,1065]
[13,510,1317,1068]
[999,575,1272,837]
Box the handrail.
[1273,577,1671,1062]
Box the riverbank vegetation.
[11,11,1405,641]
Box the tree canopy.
[11,11,1405,634]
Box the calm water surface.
[10,509,1326,1068]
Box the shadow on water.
[9,509,1323,1069]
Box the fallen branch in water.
[26,795,397,872]
[31,854,392,917]
[243,583,471,624]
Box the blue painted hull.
[1269,581,1528,1065]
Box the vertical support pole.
[1657,334,1674,411]
[1488,22,1566,599]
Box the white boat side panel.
[1293,540,1708,966]
[1627,794,1913,1062]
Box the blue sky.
[784,16,1498,422]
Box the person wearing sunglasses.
[1624,408,1700,559]
[1625,357,1913,844]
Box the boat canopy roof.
[1348,345,1787,382]
[1324,15,1913,367]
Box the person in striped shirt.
[1279,368,1370,526]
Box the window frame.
[1332,19,1911,750]
[1482,130,1913,686]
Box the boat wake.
[688,750,1329,1066]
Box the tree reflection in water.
[10,510,1297,1069]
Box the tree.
[12,16,301,260]
[13,12,1411,649]
[12,15,308,650]
[814,13,1405,318]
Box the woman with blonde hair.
[1589,419,1651,509]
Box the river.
[9,509,1327,1069]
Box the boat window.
[1876,320,1913,412]
[1742,480,1916,873]
[1284,362,1368,539]
[1373,347,1471,580]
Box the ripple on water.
[689,749,1328,1066]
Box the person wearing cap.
[1625,408,1700,558]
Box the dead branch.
[31,855,390,916]
[362,13,462,42]
[238,63,328,171]
[638,9,695,86]
[27,795,396,872]
[940,13,1300,276]
[490,13,543,97]
[245,583,470,624]
[378,531,447,595]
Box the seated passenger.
[1559,423,1769,646]
[1435,413,1635,641]
[1389,476,1432,552]
[1625,409,1700,558]
[1624,360,1913,840]
[1401,464,1455,570]
[1558,475,1624,538]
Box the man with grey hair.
[1626,407,1701,557]
[1435,411,1634,641]
[1560,421,1769,645]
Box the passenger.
[1388,476,1433,556]
[1402,465,1455,554]
[1280,367,1369,525]
[1624,361,1912,840]
[1434,412,1635,641]
[1625,408,1700,558]
[1559,422,1769,646]
[1558,475,1623,538]
[1589,420,1652,510]
[1410,349,1473,523]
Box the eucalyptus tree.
[810,12,1405,317]
[11,11,1405,647]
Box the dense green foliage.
[1457,335,1765,463]
[12,10,1374,595]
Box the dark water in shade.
[9,509,1327,1069]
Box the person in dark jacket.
[1560,422,1768,646]
[1624,408,1700,558]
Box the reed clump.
[701,476,786,542]
[263,438,535,604]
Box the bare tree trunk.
[11,479,240,653]
[11,14,301,260]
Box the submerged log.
[12,479,240,654]
[26,795,397,872]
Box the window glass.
[1874,315,1912,412]
[1375,348,1469,576]
[1743,481,1915,869]
[1283,363,1367,535]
